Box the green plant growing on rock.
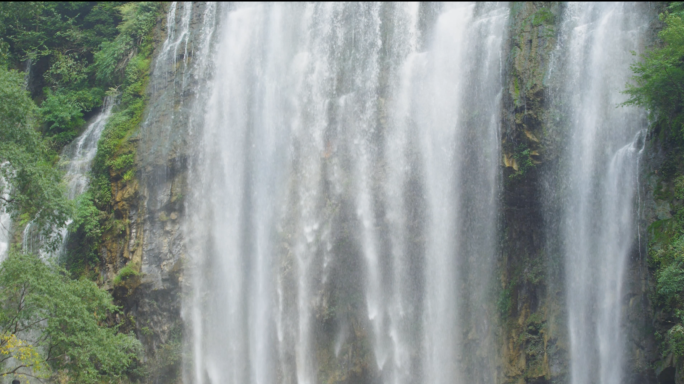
[113,262,140,286]
[667,323,684,358]
[69,2,161,279]
[509,144,537,179]
[63,192,104,276]
[498,286,513,317]
[646,162,684,360]
[531,7,555,27]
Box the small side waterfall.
[548,3,650,384]
[0,175,10,261]
[61,97,115,200]
[59,97,115,245]
[22,98,114,255]
[185,3,506,383]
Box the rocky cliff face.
[498,4,565,383]
[100,3,217,382]
[115,2,669,383]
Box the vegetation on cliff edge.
[626,1,684,364]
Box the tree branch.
[0,195,14,204]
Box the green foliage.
[641,17,684,349]
[40,87,106,147]
[93,35,134,84]
[90,173,112,208]
[72,193,103,242]
[0,2,123,65]
[144,325,182,381]
[63,192,103,276]
[657,250,684,308]
[94,2,159,84]
[40,89,86,132]
[0,2,130,147]
[674,175,684,200]
[651,222,684,308]
[0,66,72,252]
[69,2,160,276]
[117,3,159,42]
[113,263,140,286]
[498,286,513,317]
[509,144,537,179]
[92,2,158,187]
[624,11,684,142]
[667,323,684,358]
[0,3,161,381]
[669,2,684,19]
[0,252,141,382]
[109,153,135,171]
[648,168,684,359]
[531,8,555,27]
[43,51,89,88]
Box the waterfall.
[548,3,650,384]
[57,97,115,250]
[61,97,115,200]
[184,3,506,383]
[22,97,114,256]
[0,175,10,261]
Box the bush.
[0,252,141,382]
[113,262,140,286]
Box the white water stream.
[0,175,10,261]
[61,97,115,200]
[184,3,506,383]
[550,3,650,384]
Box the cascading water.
[61,97,115,200]
[388,4,507,383]
[22,98,114,255]
[140,1,216,167]
[548,3,650,384]
[57,97,115,248]
[184,3,506,383]
[0,175,10,261]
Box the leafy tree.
[0,66,71,252]
[0,2,123,65]
[0,251,141,382]
[94,2,158,84]
[624,7,684,141]
[0,2,125,141]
